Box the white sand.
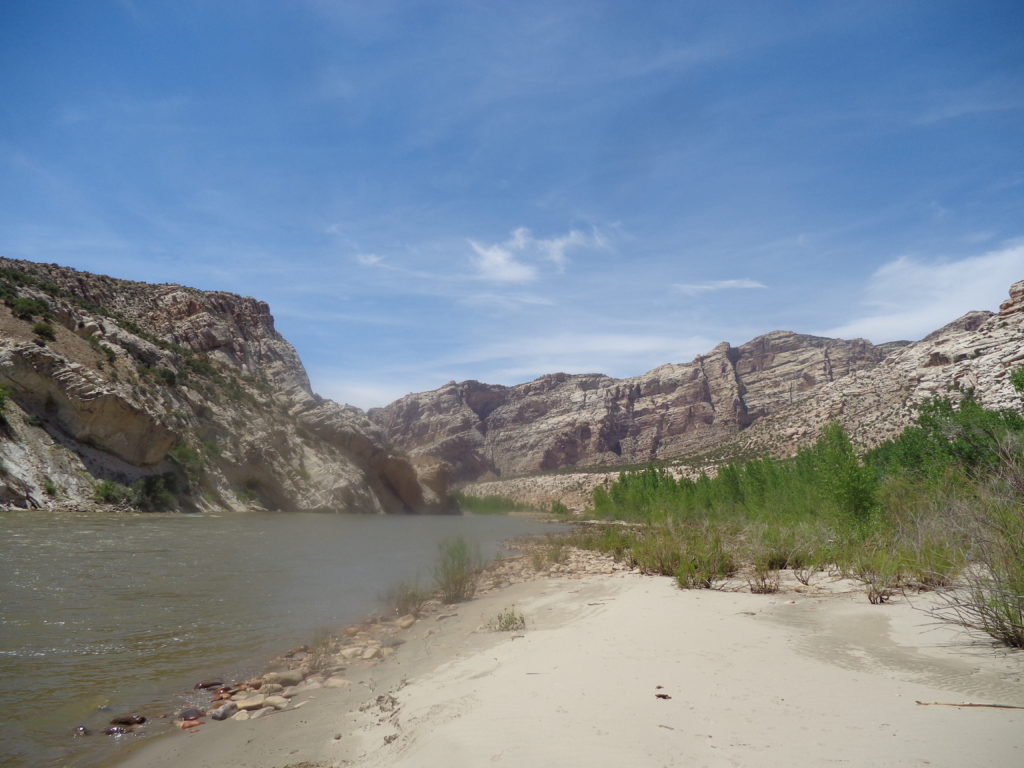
[113,572,1024,768]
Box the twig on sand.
[915,700,1024,710]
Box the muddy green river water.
[0,509,561,767]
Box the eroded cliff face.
[370,332,899,483]
[452,281,1024,512]
[736,280,1024,457]
[0,258,442,513]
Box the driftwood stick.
[915,700,1024,710]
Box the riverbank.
[106,544,1024,768]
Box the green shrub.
[8,296,49,320]
[453,492,535,515]
[434,536,480,603]
[385,580,431,617]
[489,606,526,632]
[548,500,570,516]
[94,480,133,504]
[131,474,177,511]
[154,367,178,387]
[31,321,56,340]
[674,525,737,589]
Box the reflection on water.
[0,510,559,767]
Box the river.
[0,509,563,767]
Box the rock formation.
[735,280,1024,458]
[0,257,443,513]
[370,332,902,483]
[376,282,1024,513]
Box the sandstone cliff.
[0,258,443,513]
[370,332,901,483]
[735,280,1024,457]
[453,282,1024,512]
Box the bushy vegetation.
[385,579,432,617]
[489,605,526,631]
[452,492,537,515]
[433,536,481,603]
[573,381,1024,646]
[31,321,56,341]
[93,473,177,511]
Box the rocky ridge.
[0,257,444,513]
[736,280,1024,457]
[371,332,902,484]
[396,282,1024,512]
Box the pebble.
[210,702,238,721]
[361,646,381,660]
[340,647,363,660]
[265,668,305,686]
[264,695,290,709]
[249,707,272,720]
[177,708,205,722]
[396,614,416,629]
[324,676,351,688]
[230,710,250,722]
[234,695,266,711]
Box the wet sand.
[112,566,1024,768]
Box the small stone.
[264,695,289,709]
[396,614,416,629]
[210,701,238,721]
[361,646,380,660]
[380,647,395,658]
[280,686,300,698]
[177,708,205,722]
[194,680,223,690]
[266,668,306,686]
[324,676,350,688]
[234,695,266,711]
[249,706,272,720]
[261,683,283,694]
[230,710,251,722]
[340,647,363,660]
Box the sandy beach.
[112,558,1024,768]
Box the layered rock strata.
[0,257,441,513]
[456,282,1024,512]
[370,332,901,483]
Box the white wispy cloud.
[447,332,717,377]
[469,226,602,283]
[821,243,1024,342]
[673,278,768,297]
[468,236,538,283]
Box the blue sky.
[1,1,1022,409]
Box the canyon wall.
[0,258,445,513]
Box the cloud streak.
[674,278,768,297]
[821,244,1024,342]
[469,226,603,283]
